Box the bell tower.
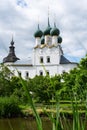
[3,37,20,63]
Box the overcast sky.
[0,0,87,63]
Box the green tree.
[27,75,62,103]
[0,64,13,96]
[61,55,87,100]
[75,55,87,99]
[27,75,51,103]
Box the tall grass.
[0,64,86,130]
[71,92,87,130]
[18,68,69,130]
[19,74,43,130]
[19,75,87,130]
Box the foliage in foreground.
[0,55,87,130]
[19,76,87,130]
[18,55,87,130]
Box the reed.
[19,73,43,130]
[19,75,87,130]
[71,92,87,130]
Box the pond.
[0,117,52,130]
[0,117,87,130]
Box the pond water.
[0,117,52,130]
[0,117,87,130]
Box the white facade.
[5,42,77,79]
[3,22,77,79]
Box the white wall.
[33,45,62,66]
[5,45,77,79]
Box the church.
[3,18,77,79]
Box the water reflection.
[0,117,52,130]
[0,117,87,130]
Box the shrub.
[0,96,22,118]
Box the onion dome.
[3,37,20,63]
[34,24,43,38]
[44,17,52,35]
[58,36,62,43]
[50,23,60,36]
[41,36,45,44]
[44,26,52,35]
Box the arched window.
[39,71,43,76]
[25,71,29,79]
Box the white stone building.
[3,19,77,79]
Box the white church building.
[3,18,77,79]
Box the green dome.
[58,36,62,43]
[34,25,43,38]
[44,26,52,35]
[41,37,45,44]
[44,17,52,35]
[50,27,60,36]
[50,23,60,36]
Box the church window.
[25,72,29,79]
[40,56,43,63]
[47,70,49,75]
[47,56,50,63]
[40,71,43,76]
[18,71,21,77]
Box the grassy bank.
[20,101,87,118]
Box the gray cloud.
[0,0,87,62]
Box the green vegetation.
[0,55,87,130]
[0,55,87,104]
[0,96,21,118]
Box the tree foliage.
[0,55,87,104]
[61,55,87,100]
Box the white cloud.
[0,0,87,63]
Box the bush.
[0,96,22,118]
